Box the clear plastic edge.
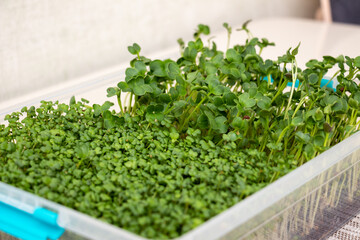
[2,131,358,240]
[0,182,145,240]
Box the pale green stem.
[277,125,290,144]
[292,96,307,118]
[128,93,133,114]
[117,93,124,114]
[284,59,298,119]
[179,93,210,132]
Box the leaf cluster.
[0,100,296,238]
[107,23,360,164]
[2,22,360,239]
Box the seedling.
[1,22,360,239]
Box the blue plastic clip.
[263,76,336,91]
[0,201,65,240]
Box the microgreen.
[2,21,360,239]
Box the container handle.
[0,201,65,240]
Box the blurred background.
[0,0,320,102]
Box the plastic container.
[1,131,360,240]
[1,70,360,240]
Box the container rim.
[179,130,360,240]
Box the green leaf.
[332,98,348,113]
[103,110,116,129]
[354,56,360,68]
[170,132,179,141]
[195,24,210,37]
[128,46,136,55]
[266,142,282,151]
[324,122,333,133]
[177,38,185,49]
[323,55,336,64]
[81,98,90,104]
[238,92,256,108]
[324,105,332,115]
[117,82,131,92]
[127,78,153,96]
[204,63,217,75]
[227,132,237,141]
[230,68,241,78]
[324,95,339,106]
[211,52,223,65]
[187,71,200,83]
[204,110,215,125]
[172,100,187,117]
[70,96,76,105]
[3,142,16,152]
[93,104,101,117]
[125,67,139,81]
[197,113,209,129]
[214,116,228,133]
[314,134,325,147]
[247,86,258,98]
[223,22,230,30]
[209,85,225,96]
[278,53,293,63]
[256,95,271,110]
[176,85,187,96]
[166,61,180,79]
[223,92,237,106]
[306,59,322,69]
[106,87,118,97]
[20,106,27,112]
[133,43,141,53]
[291,42,301,56]
[244,54,259,62]
[237,19,252,32]
[128,43,141,55]
[200,24,210,34]
[101,101,114,112]
[134,61,147,75]
[213,96,224,107]
[0,142,6,151]
[195,38,204,50]
[159,94,172,103]
[226,49,241,62]
[150,60,166,77]
[314,108,324,121]
[308,73,318,85]
[304,144,315,160]
[149,82,162,96]
[140,84,153,96]
[75,144,89,159]
[353,92,360,103]
[183,45,198,62]
[291,116,304,127]
[295,131,310,143]
[260,59,274,74]
[146,104,165,122]
[57,104,68,112]
[231,117,248,130]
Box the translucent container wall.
[178,130,360,240]
[1,117,360,240]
